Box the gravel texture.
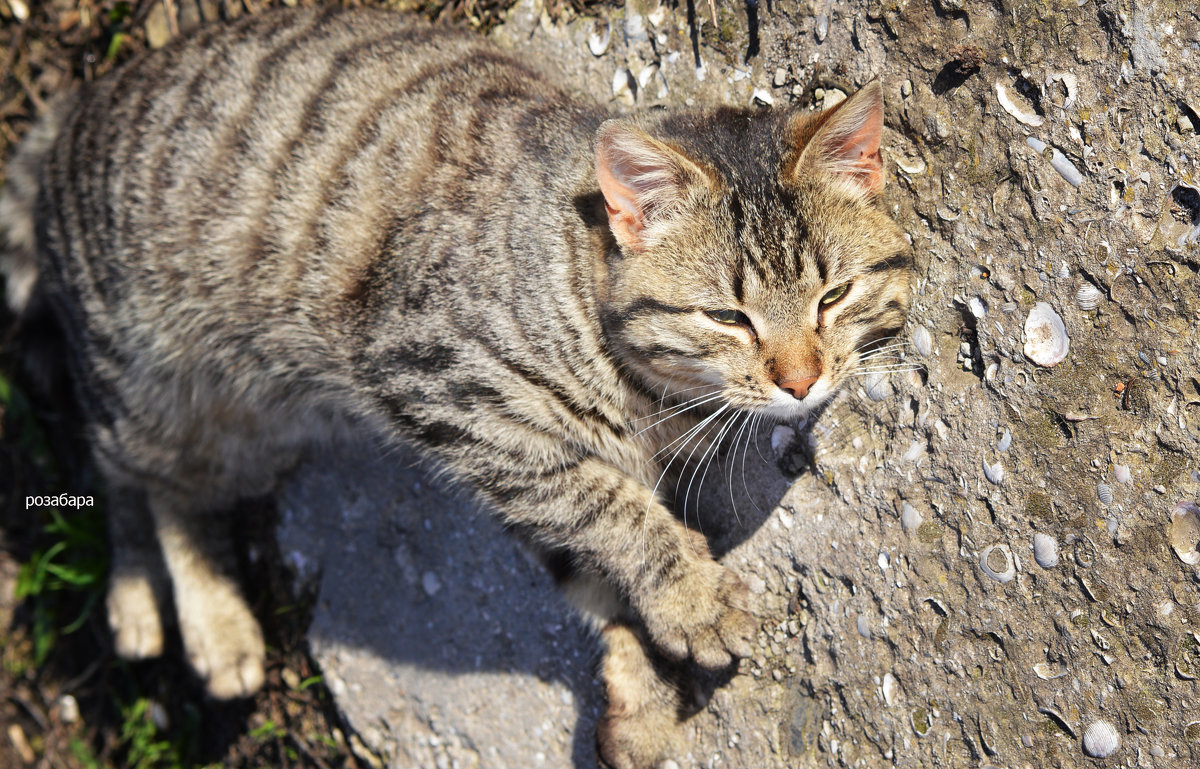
[273,0,1200,765]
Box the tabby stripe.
[613,297,695,322]
[485,348,623,433]
[866,253,914,274]
[255,28,431,296]
[133,11,288,239]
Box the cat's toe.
[203,649,266,700]
[107,575,164,659]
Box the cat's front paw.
[638,562,757,670]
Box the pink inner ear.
[809,88,885,197]
[595,155,647,249]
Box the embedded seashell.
[902,440,926,463]
[1082,720,1120,758]
[893,152,927,175]
[1026,137,1083,187]
[995,81,1044,126]
[1169,502,1200,566]
[1076,282,1104,311]
[912,325,933,358]
[996,428,1012,452]
[1074,536,1096,568]
[864,372,894,402]
[612,68,636,104]
[624,11,648,41]
[750,88,774,107]
[1039,706,1076,738]
[1033,661,1067,679]
[901,502,922,533]
[982,458,1005,485]
[968,296,987,318]
[1033,533,1059,568]
[1096,483,1113,506]
[1113,464,1131,484]
[1023,302,1069,367]
[979,544,1016,583]
[881,672,899,706]
[587,20,611,56]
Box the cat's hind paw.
[107,574,165,660]
[176,585,266,699]
[596,623,687,769]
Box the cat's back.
[39,6,587,334]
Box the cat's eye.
[819,283,851,307]
[706,309,751,326]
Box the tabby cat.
[1,6,912,767]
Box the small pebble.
[59,694,79,725]
[422,571,442,596]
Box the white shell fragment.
[1169,502,1200,566]
[1076,282,1104,310]
[1097,483,1114,506]
[1034,661,1067,679]
[995,81,1044,126]
[881,673,899,706]
[612,68,635,104]
[912,325,932,357]
[1113,464,1132,484]
[1026,137,1083,187]
[1023,302,1069,367]
[1082,720,1120,758]
[901,502,922,533]
[587,20,610,56]
[1033,533,1059,569]
[864,372,894,402]
[982,458,1005,485]
[996,428,1012,452]
[750,88,774,107]
[968,296,987,318]
[979,544,1016,583]
[1046,72,1078,108]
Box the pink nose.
[778,374,820,400]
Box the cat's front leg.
[489,457,757,669]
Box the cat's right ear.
[594,122,715,253]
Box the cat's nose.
[778,374,820,400]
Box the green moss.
[1150,451,1187,488]
[911,707,930,737]
[1177,634,1200,680]
[1027,410,1063,450]
[917,521,942,544]
[1025,492,1053,519]
[1070,611,1090,629]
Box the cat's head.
[594,82,912,420]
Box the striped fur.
[1,7,911,766]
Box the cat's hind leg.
[550,565,700,769]
[105,485,168,660]
[147,487,265,699]
[596,621,702,769]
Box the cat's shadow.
[276,423,796,767]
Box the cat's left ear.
[787,80,885,199]
[594,121,716,253]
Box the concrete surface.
[279,0,1200,766]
